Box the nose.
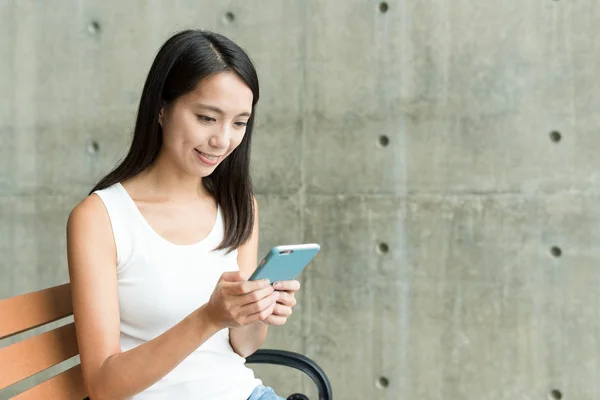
[209,125,231,150]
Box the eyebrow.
[195,103,251,118]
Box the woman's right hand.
[204,271,279,329]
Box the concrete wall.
[2,0,600,399]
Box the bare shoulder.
[68,193,108,228]
[237,195,259,276]
[66,193,122,385]
[249,194,258,229]
[67,193,117,270]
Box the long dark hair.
[90,29,260,252]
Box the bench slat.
[0,323,79,389]
[0,283,73,340]
[10,364,87,400]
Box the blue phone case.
[249,244,320,282]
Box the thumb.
[220,271,245,282]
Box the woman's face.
[159,71,253,177]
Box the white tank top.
[93,182,262,400]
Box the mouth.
[194,149,223,166]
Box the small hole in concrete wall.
[225,12,235,23]
[550,246,562,258]
[549,389,563,400]
[379,2,389,13]
[550,131,562,142]
[378,135,390,147]
[376,376,390,389]
[88,20,101,35]
[88,141,100,154]
[377,242,389,254]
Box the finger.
[223,278,271,295]
[272,280,301,292]
[264,314,287,326]
[247,300,277,324]
[275,291,297,307]
[220,271,246,283]
[241,291,279,314]
[238,285,275,306]
[239,278,272,294]
[272,303,293,317]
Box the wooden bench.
[0,283,84,399]
[0,284,332,400]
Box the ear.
[158,106,164,127]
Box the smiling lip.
[194,149,222,166]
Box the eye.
[197,115,215,123]
[234,121,248,128]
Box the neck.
[137,151,209,201]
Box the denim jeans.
[247,384,285,400]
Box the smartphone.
[248,243,321,283]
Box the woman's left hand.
[263,280,300,326]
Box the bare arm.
[229,197,276,357]
[67,195,222,400]
[67,195,271,400]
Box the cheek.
[179,118,201,143]
[231,131,246,149]
[163,117,199,148]
[223,134,245,157]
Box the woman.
[67,29,298,400]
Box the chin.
[197,163,221,178]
